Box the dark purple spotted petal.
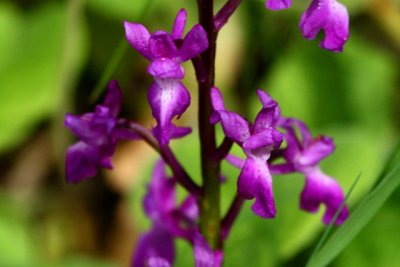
[265,0,291,10]
[300,168,349,225]
[124,22,153,60]
[237,157,276,218]
[299,0,349,52]
[148,81,190,145]
[171,9,187,40]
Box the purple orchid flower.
[64,80,138,184]
[210,87,283,218]
[265,0,349,52]
[124,9,209,145]
[271,118,349,224]
[133,160,199,267]
[265,0,292,10]
[299,0,349,52]
[193,231,223,267]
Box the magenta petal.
[178,24,209,61]
[171,9,187,40]
[147,257,171,267]
[298,136,335,166]
[193,232,222,267]
[103,80,123,117]
[210,87,225,111]
[243,129,283,150]
[143,160,176,220]
[133,226,175,267]
[300,169,349,225]
[148,81,190,145]
[124,22,153,60]
[237,158,276,218]
[210,88,251,144]
[147,59,184,79]
[299,0,349,52]
[149,33,178,59]
[265,0,291,10]
[66,142,102,183]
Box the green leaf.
[306,144,400,267]
[0,2,87,152]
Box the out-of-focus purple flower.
[124,9,208,145]
[265,0,292,10]
[133,160,199,266]
[273,118,349,224]
[299,0,349,52]
[211,87,283,218]
[265,0,349,52]
[193,231,223,267]
[64,80,138,183]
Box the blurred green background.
[0,0,399,266]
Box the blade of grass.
[307,145,400,267]
[306,173,362,267]
[89,0,156,103]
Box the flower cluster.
[134,160,222,267]
[65,80,139,183]
[64,2,351,266]
[266,0,349,52]
[213,87,348,225]
[124,9,208,145]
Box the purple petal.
[210,87,225,111]
[265,0,292,10]
[171,9,187,40]
[178,24,209,62]
[147,59,184,79]
[298,136,335,166]
[64,111,116,146]
[124,22,153,60]
[237,157,276,218]
[103,80,122,117]
[132,225,175,267]
[300,168,349,225]
[148,81,190,145]
[147,257,171,267]
[299,0,349,52]
[143,160,176,221]
[149,33,178,59]
[256,90,278,109]
[193,232,222,267]
[179,195,199,223]
[210,88,251,144]
[243,129,283,151]
[66,142,103,183]
[225,154,245,169]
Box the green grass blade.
[89,0,156,103]
[306,172,362,267]
[307,145,400,267]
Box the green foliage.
[307,144,400,267]
[0,1,87,152]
